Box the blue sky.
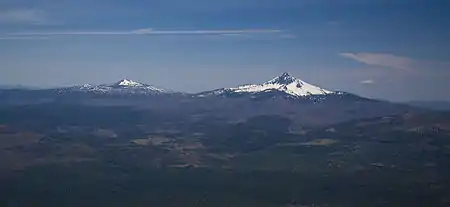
[1,0,449,101]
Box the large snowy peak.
[198,73,334,98]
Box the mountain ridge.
[0,73,417,126]
[1,73,341,99]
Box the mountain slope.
[406,101,450,111]
[183,73,416,126]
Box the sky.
[1,0,449,102]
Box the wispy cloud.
[340,53,413,70]
[0,9,51,25]
[0,36,48,40]
[360,79,375,84]
[9,28,283,36]
[340,52,450,71]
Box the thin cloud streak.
[340,52,450,71]
[360,79,375,84]
[9,28,283,36]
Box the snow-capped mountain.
[197,73,335,98]
[59,79,173,95]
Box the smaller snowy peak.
[106,79,169,93]
[113,79,144,87]
[60,78,175,95]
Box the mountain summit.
[265,72,298,85]
[198,72,334,98]
[112,79,145,87]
